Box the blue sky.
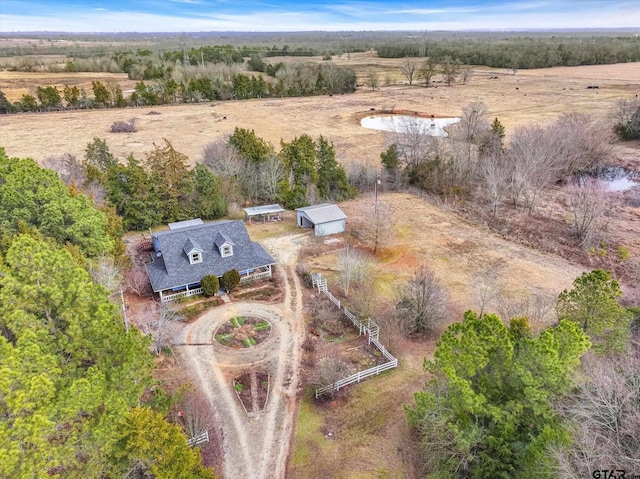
[0,1,638,32]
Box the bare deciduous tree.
[419,58,438,87]
[125,266,152,297]
[568,180,616,248]
[476,153,509,215]
[89,255,123,294]
[554,113,614,174]
[507,124,558,213]
[151,302,185,355]
[396,263,451,337]
[496,290,556,327]
[338,245,369,297]
[442,58,460,86]
[554,351,640,477]
[258,155,285,200]
[41,153,86,186]
[474,264,506,318]
[610,97,640,127]
[458,101,489,144]
[389,116,432,168]
[461,68,472,85]
[202,138,243,179]
[176,388,214,442]
[400,58,418,86]
[366,71,379,90]
[362,200,395,255]
[315,357,353,398]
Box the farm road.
[175,233,307,479]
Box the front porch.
[158,264,273,303]
[239,264,273,284]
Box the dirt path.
[174,233,307,479]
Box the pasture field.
[1,56,639,166]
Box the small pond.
[575,166,640,192]
[360,114,461,137]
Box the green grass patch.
[248,222,299,241]
[181,298,219,320]
[291,390,327,467]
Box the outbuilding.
[295,203,347,237]
[243,204,284,223]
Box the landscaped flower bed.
[214,316,271,348]
[233,371,270,414]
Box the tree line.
[0,62,356,113]
[0,148,215,478]
[378,35,640,69]
[203,127,356,209]
[50,127,354,232]
[381,102,617,248]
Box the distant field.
[1,57,639,167]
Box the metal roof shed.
[295,203,347,237]
[168,218,204,230]
[243,204,284,223]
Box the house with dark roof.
[295,203,347,237]
[145,219,275,302]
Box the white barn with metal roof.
[295,203,347,237]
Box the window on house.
[221,245,233,257]
[190,251,202,264]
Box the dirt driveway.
[174,233,307,479]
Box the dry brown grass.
[289,189,591,477]
[309,192,585,317]
[1,58,638,168]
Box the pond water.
[576,166,640,192]
[360,114,461,137]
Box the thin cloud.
[0,0,638,32]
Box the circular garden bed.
[214,316,271,348]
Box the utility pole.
[120,289,129,332]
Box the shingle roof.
[295,203,347,224]
[182,237,203,255]
[145,220,275,292]
[214,232,234,248]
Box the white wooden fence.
[239,270,272,283]
[186,429,209,447]
[162,287,204,303]
[311,272,399,399]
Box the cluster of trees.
[204,127,355,209]
[382,102,615,247]
[83,138,227,231]
[406,268,637,478]
[613,98,640,140]
[378,36,640,69]
[0,148,120,258]
[0,149,214,478]
[399,57,465,87]
[0,62,356,113]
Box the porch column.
[159,290,164,302]
[268,264,272,277]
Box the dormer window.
[183,237,204,265]
[215,232,235,258]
